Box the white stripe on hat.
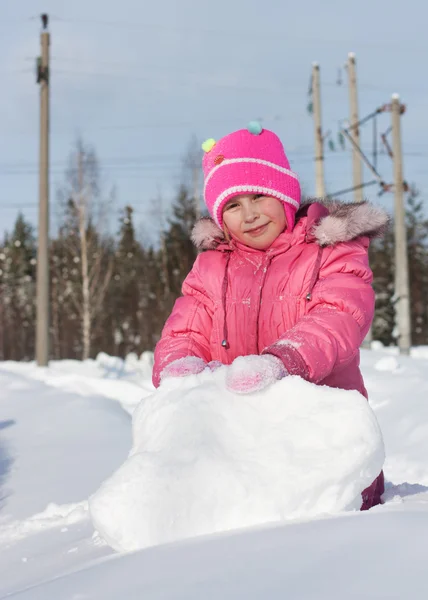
[204,157,299,195]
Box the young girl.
[152,122,388,510]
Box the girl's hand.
[225,354,287,394]
[160,356,206,381]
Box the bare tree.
[55,139,113,360]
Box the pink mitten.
[226,354,287,394]
[160,356,206,381]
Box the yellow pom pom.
[202,138,216,153]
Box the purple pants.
[361,471,385,511]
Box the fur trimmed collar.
[191,198,390,251]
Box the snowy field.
[1,346,428,599]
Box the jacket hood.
[191,198,390,251]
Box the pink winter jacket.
[153,199,389,510]
[153,200,388,394]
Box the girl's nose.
[242,203,258,222]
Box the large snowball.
[89,366,384,552]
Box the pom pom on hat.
[202,138,216,153]
[247,120,263,135]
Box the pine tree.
[50,198,84,359]
[369,228,395,346]
[370,186,428,347]
[0,213,36,360]
[406,186,428,345]
[164,184,198,299]
[111,206,144,356]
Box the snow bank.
[370,341,428,361]
[0,501,88,544]
[10,508,428,600]
[96,350,155,383]
[374,356,400,372]
[361,348,428,486]
[89,366,385,552]
[0,367,131,522]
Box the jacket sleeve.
[262,238,374,383]
[152,254,214,387]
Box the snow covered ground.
[1,346,428,598]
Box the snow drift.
[89,365,385,552]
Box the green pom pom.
[202,138,216,153]
[247,121,263,135]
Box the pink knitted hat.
[202,122,301,230]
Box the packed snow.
[0,345,428,598]
[89,368,384,552]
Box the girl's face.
[222,194,287,250]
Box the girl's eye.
[253,194,264,201]
[225,202,239,211]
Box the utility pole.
[347,52,364,203]
[347,52,371,346]
[312,63,326,197]
[391,93,411,355]
[36,13,50,366]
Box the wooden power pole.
[312,63,326,197]
[36,14,50,366]
[347,52,364,203]
[391,93,411,355]
[347,52,372,346]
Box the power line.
[43,58,428,94]
[326,180,379,198]
[0,68,33,76]
[48,15,428,54]
[2,151,427,176]
[4,15,428,63]
[0,154,182,168]
[18,55,428,95]
[0,204,40,210]
[49,66,428,94]
[0,16,40,27]
[2,146,427,171]
[52,68,288,94]
[0,114,297,136]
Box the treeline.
[369,187,428,347]
[1,143,427,361]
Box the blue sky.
[2,0,427,242]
